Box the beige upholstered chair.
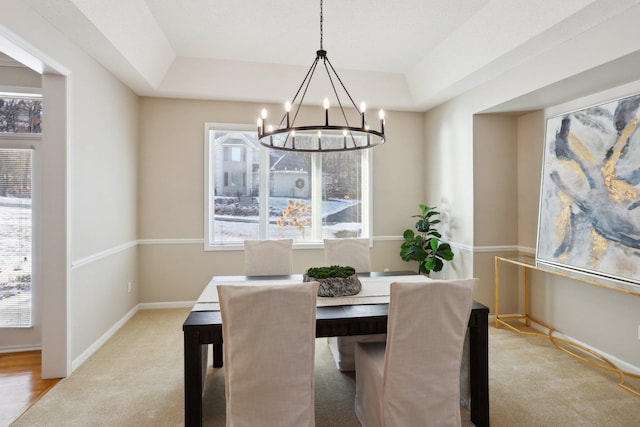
[324,238,372,273]
[324,238,386,371]
[217,282,319,427]
[354,279,477,427]
[243,239,293,276]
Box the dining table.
[183,271,490,427]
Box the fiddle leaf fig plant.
[400,204,454,275]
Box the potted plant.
[400,204,454,275]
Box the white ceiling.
[14,0,640,111]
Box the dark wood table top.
[184,271,489,333]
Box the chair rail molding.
[138,238,204,245]
[71,240,139,269]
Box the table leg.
[470,309,490,427]
[184,330,204,427]
[213,343,223,368]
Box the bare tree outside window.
[0,96,42,134]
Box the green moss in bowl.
[305,265,356,279]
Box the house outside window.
[204,123,371,248]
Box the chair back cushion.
[218,282,319,427]
[244,239,293,276]
[323,238,371,273]
[382,279,477,426]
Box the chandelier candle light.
[256,0,386,152]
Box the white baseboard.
[70,301,195,371]
[489,315,640,376]
[71,304,140,372]
[542,327,640,376]
[138,301,195,310]
[0,345,41,354]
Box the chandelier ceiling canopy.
[257,0,386,153]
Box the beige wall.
[473,114,518,247]
[0,64,40,87]
[66,42,140,366]
[471,114,520,312]
[423,98,475,250]
[516,111,544,249]
[138,97,424,302]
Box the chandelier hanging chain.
[320,0,324,50]
[256,0,386,152]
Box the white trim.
[203,123,213,251]
[488,315,640,375]
[0,345,41,354]
[0,26,69,75]
[136,236,536,256]
[0,86,40,95]
[71,304,138,371]
[372,238,535,254]
[372,235,401,241]
[450,241,476,252]
[0,133,41,144]
[471,244,518,253]
[550,330,640,376]
[138,301,195,310]
[450,243,536,254]
[66,237,536,269]
[138,238,203,245]
[517,246,536,255]
[70,302,194,371]
[71,240,139,269]
[523,318,640,376]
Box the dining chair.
[217,281,319,427]
[354,279,477,427]
[324,238,372,273]
[243,239,293,276]
[324,238,386,371]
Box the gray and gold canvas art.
[537,93,640,286]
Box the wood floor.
[0,351,60,427]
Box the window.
[0,92,40,327]
[205,123,371,248]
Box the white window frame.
[204,122,372,250]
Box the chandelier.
[257,0,386,152]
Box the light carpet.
[12,308,640,426]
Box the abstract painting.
[537,93,640,286]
